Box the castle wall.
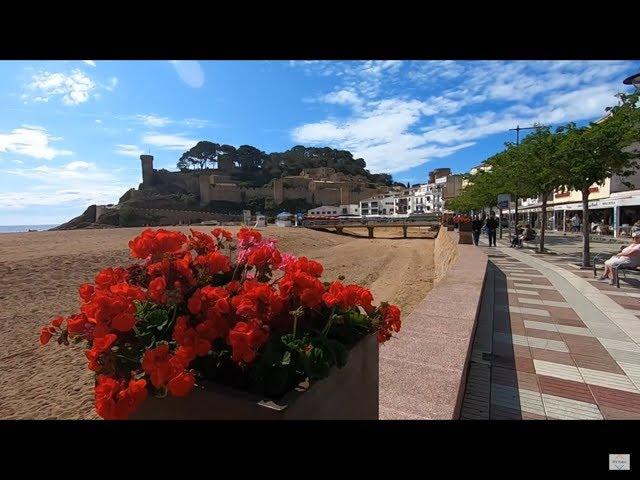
[207,184,243,203]
[199,175,212,205]
[273,178,284,204]
[138,155,392,209]
[129,207,242,225]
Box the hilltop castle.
[138,154,389,208]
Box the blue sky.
[0,60,638,225]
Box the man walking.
[471,214,483,246]
[486,211,499,247]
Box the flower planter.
[458,231,473,245]
[130,334,379,420]
[459,222,472,232]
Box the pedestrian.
[485,211,499,247]
[471,214,483,246]
[598,231,640,285]
[570,213,581,233]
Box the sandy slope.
[0,226,435,419]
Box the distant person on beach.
[471,215,483,246]
[571,214,581,232]
[485,211,499,247]
[598,231,640,285]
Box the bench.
[593,252,640,288]
[517,232,539,250]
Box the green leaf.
[281,351,291,367]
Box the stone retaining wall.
[379,230,488,419]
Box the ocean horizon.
[0,224,58,233]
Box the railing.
[302,213,442,229]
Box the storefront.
[517,206,554,230]
[553,194,640,237]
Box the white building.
[306,204,360,217]
[359,183,445,217]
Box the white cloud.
[142,133,197,151]
[115,144,144,157]
[134,114,172,127]
[0,125,72,160]
[95,119,103,124]
[1,161,128,209]
[323,89,363,107]
[291,60,638,174]
[182,118,211,128]
[83,60,96,67]
[106,77,118,91]
[293,97,474,172]
[170,61,205,88]
[25,69,96,105]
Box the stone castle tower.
[140,154,154,186]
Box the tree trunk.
[582,188,591,268]
[539,196,547,253]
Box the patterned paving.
[460,241,640,420]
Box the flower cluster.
[40,227,401,419]
[453,214,472,224]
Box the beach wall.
[432,226,459,283]
[379,230,489,419]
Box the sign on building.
[497,194,511,210]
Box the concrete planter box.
[458,231,473,244]
[130,334,379,420]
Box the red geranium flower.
[86,334,118,371]
[129,228,187,260]
[278,270,325,308]
[167,371,196,397]
[323,281,374,314]
[377,304,401,343]
[148,276,167,304]
[232,280,284,325]
[212,228,233,242]
[237,228,262,248]
[39,326,56,345]
[193,250,231,276]
[246,244,282,270]
[284,257,323,277]
[187,229,217,254]
[227,321,269,364]
[95,375,148,420]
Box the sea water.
[0,224,58,233]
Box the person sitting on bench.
[598,231,640,285]
[510,225,524,248]
[510,224,534,249]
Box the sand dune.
[0,226,435,419]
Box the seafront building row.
[305,159,640,239]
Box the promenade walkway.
[461,235,640,419]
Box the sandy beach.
[0,226,436,419]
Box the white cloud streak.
[0,125,72,160]
[291,60,639,174]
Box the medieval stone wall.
[129,207,242,225]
